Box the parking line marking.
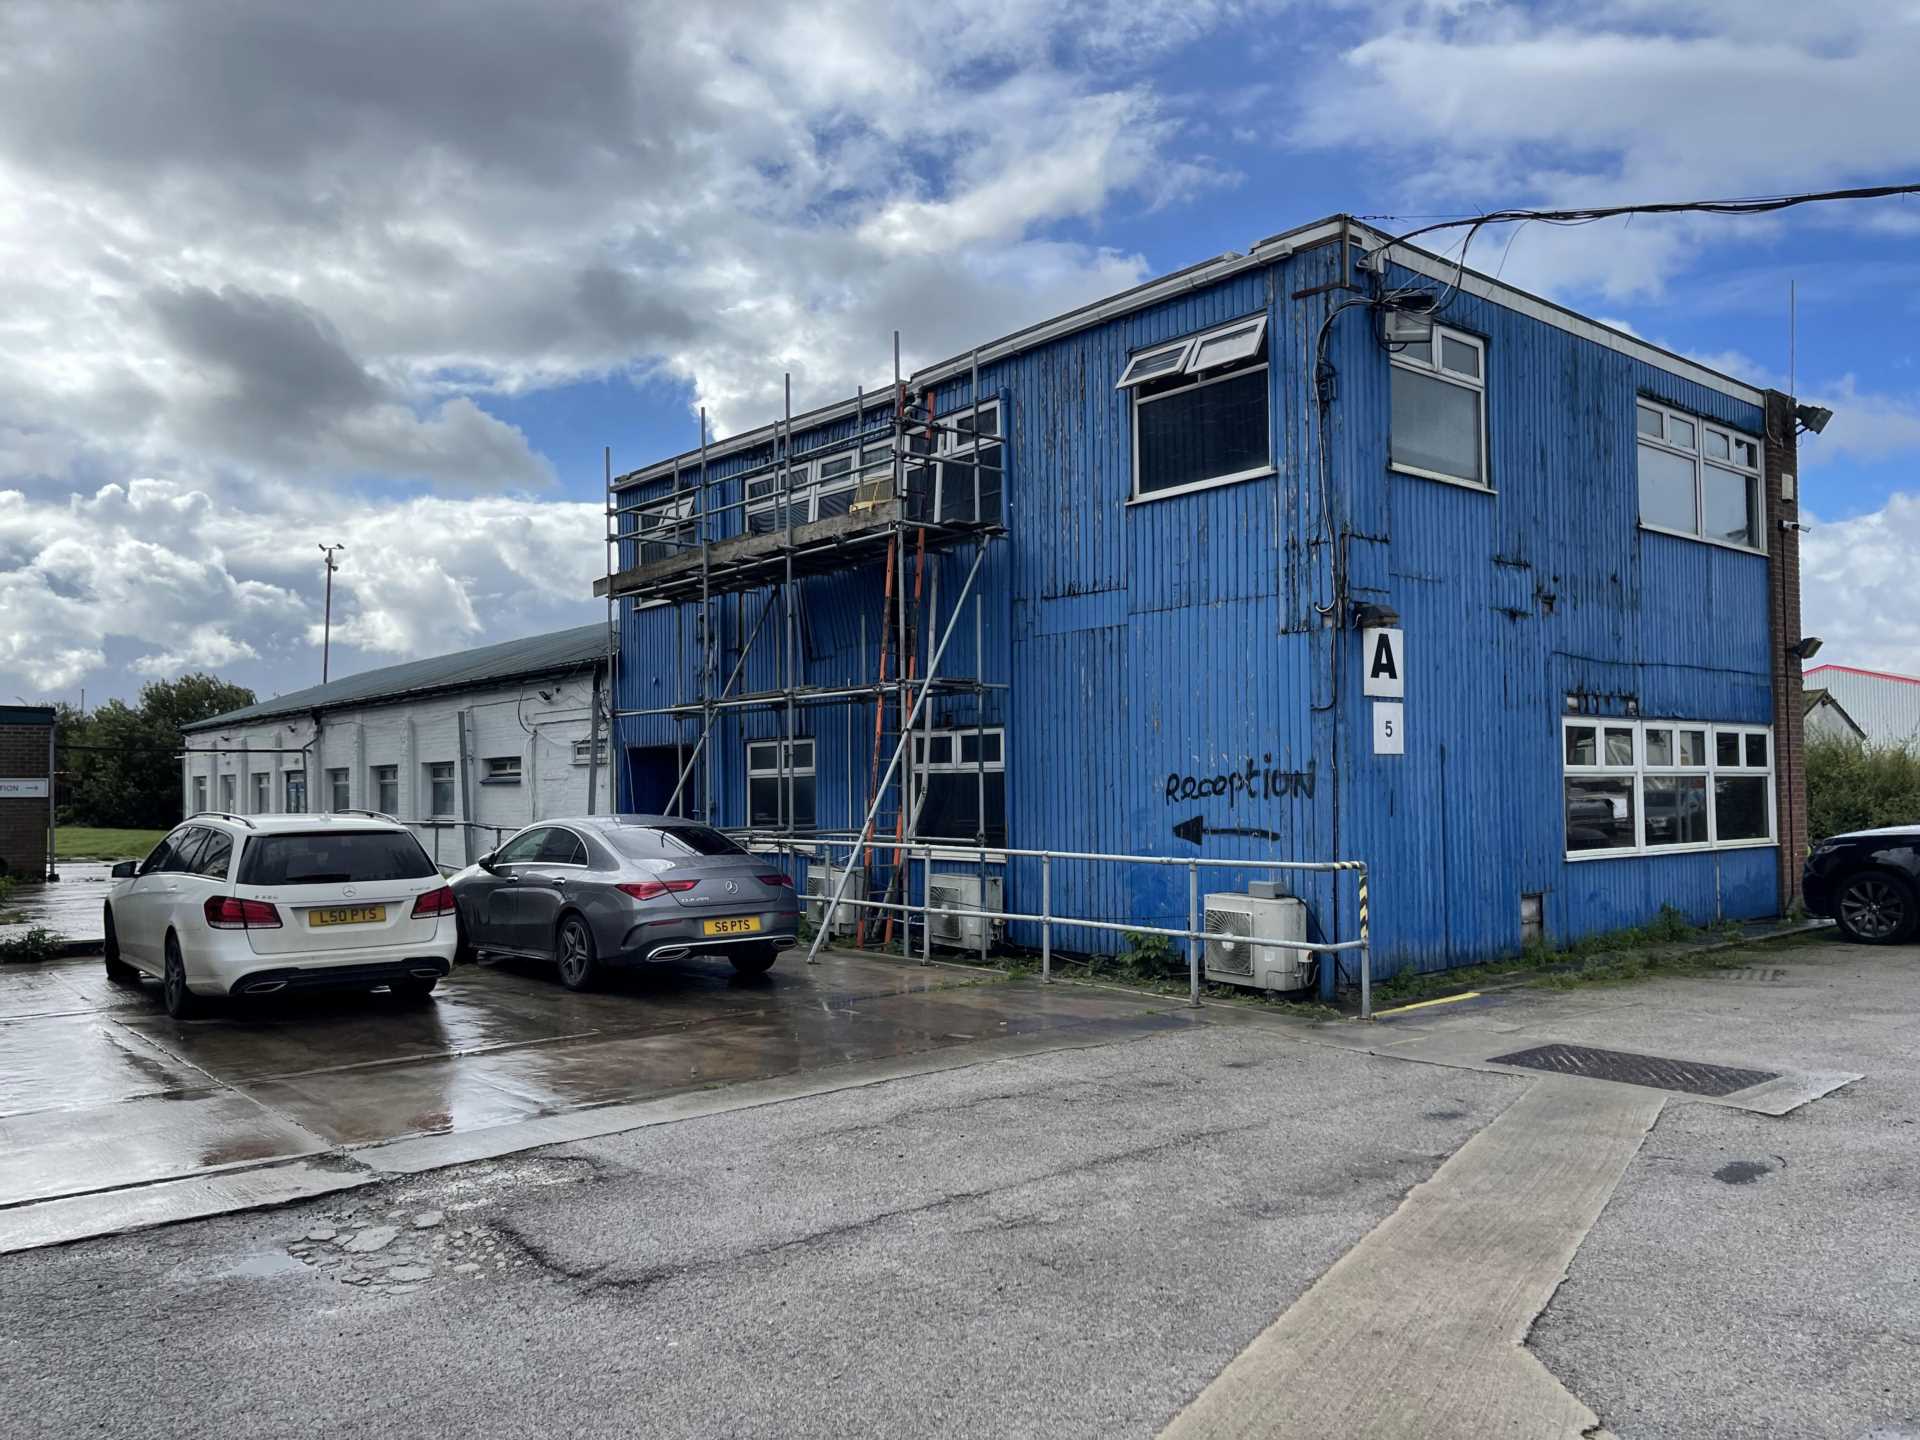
[1373,991,1481,1017]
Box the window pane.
[1391,368,1483,483]
[1715,775,1770,842]
[792,775,816,830]
[1702,464,1757,547]
[1636,405,1662,438]
[1638,442,1696,533]
[606,824,747,859]
[1716,732,1741,767]
[791,739,814,770]
[1566,777,1635,852]
[747,742,777,772]
[1645,776,1709,847]
[1645,728,1673,767]
[1677,730,1706,767]
[1565,725,1597,767]
[1189,321,1265,372]
[959,731,1002,766]
[748,777,781,828]
[239,831,436,886]
[818,455,853,479]
[1120,345,1188,387]
[1746,733,1769,768]
[1733,438,1758,469]
[1395,336,1432,367]
[1669,416,1696,450]
[1137,368,1268,494]
[1604,727,1635,765]
[1440,334,1480,379]
[1703,428,1731,461]
[197,832,232,880]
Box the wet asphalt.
[0,937,1913,1437]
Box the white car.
[103,812,458,1018]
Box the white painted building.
[182,625,612,869]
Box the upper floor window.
[635,488,696,564]
[1636,401,1762,551]
[911,727,1006,846]
[1390,324,1487,488]
[1119,315,1270,500]
[907,401,1003,524]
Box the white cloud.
[0,0,1292,699]
[1304,2,1920,299]
[1803,492,1920,673]
[0,479,602,699]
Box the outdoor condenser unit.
[926,873,1003,952]
[1202,892,1309,992]
[803,864,866,939]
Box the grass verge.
[56,826,166,861]
[1370,906,1784,1007]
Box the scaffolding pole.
[807,542,988,965]
[664,592,778,815]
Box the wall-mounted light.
[1787,636,1823,661]
[1794,404,1833,435]
[1352,602,1400,629]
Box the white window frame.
[1116,315,1268,389]
[1562,717,1775,860]
[1635,399,1765,554]
[746,737,816,831]
[425,761,457,820]
[746,459,812,533]
[911,727,1007,854]
[571,738,609,768]
[635,488,697,561]
[1124,316,1273,503]
[250,771,271,815]
[326,767,350,812]
[371,764,399,815]
[191,775,209,813]
[482,755,523,785]
[1389,323,1489,491]
[218,772,237,813]
[926,400,1001,521]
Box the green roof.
[184,624,610,732]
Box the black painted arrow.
[1173,815,1284,845]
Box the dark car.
[1803,826,1920,944]
[449,816,800,989]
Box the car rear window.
[237,831,437,886]
[604,824,747,859]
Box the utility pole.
[318,543,346,682]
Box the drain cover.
[1487,1042,1778,1097]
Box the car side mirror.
[111,861,137,879]
[478,850,498,872]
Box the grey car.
[448,816,800,990]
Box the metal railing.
[415,819,518,871]
[751,834,1377,1019]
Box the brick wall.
[0,720,52,879]
[1764,390,1807,911]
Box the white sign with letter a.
[1362,626,1404,698]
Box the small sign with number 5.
[1373,701,1404,756]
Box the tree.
[58,674,255,829]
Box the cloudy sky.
[2,0,1918,706]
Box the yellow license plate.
[307,905,387,928]
[703,916,762,936]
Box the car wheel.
[1834,870,1918,945]
[162,934,202,1019]
[390,977,438,1001]
[729,943,779,977]
[554,915,599,991]
[103,907,140,985]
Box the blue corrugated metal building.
[598,215,1809,984]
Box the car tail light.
[616,879,699,902]
[204,895,281,930]
[757,872,794,888]
[412,885,456,917]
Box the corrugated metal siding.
[1801,667,1920,746]
[614,235,1785,975]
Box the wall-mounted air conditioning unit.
[1202,892,1309,992]
[926,872,1003,952]
[804,864,866,938]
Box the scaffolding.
[595,335,1008,954]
